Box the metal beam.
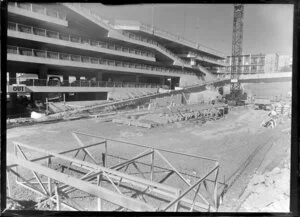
[11,156,156,211]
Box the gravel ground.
[6,104,291,212]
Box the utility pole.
[231,4,244,95]
[152,4,154,33]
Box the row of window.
[8,22,156,59]
[7,45,196,76]
[8,2,67,20]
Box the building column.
[39,65,48,80]
[96,72,103,81]
[63,74,69,82]
[9,71,17,85]
[9,72,18,106]
[136,75,141,83]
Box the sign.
[9,85,26,93]
[231,79,238,83]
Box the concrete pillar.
[9,72,17,85]
[96,72,103,81]
[63,74,69,83]
[136,75,141,83]
[9,72,18,105]
[39,65,48,80]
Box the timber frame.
[6,131,225,212]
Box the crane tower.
[231,4,244,93]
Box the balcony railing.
[8,2,67,21]
[7,45,195,76]
[8,21,155,59]
[116,20,225,58]
[8,78,163,89]
[122,31,190,66]
[188,51,226,66]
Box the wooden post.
[48,157,52,196]
[55,183,61,210]
[174,189,181,211]
[104,140,107,167]
[14,144,19,182]
[97,174,103,211]
[7,170,11,197]
[46,98,48,114]
[150,149,154,181]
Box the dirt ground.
[6,102,291,212]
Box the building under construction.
[7,2,226,115]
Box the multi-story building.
[6,2,225,112]
[278,55,292,71]
[219,53,279,75]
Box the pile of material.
[238,164,290,212]
[112,117,157,128]
[148,94,182,109]
[113,104,228,128]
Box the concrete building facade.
[219,53,279,75]
[7,2,225,107]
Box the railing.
[65,3,192,67]
[115,20,225,58]
[8,22,155,59]
[188,51,227,66]
[8,2,67,21]
[7,45,195,76]
[8,78,163,89]
[122,31,190,66]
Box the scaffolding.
[7,132,225,211]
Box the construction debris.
[113,103,228,128]
[238,164,290,212]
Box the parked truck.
[254,98,272,110]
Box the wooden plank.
[13,141,177,194]
[72,132,99,165]
[11,156,156,211]
[7,141,106,169]
[162,164,219,211]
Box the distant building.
[278,55,292,71]
[218,53,279,74]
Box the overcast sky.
[84,3,294,56]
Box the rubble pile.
[112,103,228,128]
[239,163,290,212]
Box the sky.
[84,3,294,57]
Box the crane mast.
[231,4,244,94]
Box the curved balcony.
[8,22,155,61]
[8,2,68,26]
[7,46,195,77]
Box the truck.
[254,98,272,110]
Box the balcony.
[7,22,156,61]
[188,52,227,67]
[7,46,195,76]
[8,2,68,26]
[114,20,225,58]
[8,78,162,89]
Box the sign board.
[7,85,27,93]
[12,86,26,92]
[231,79,238,83]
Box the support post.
[55,183,61,210]
[46,98,48,114]
[97,174,103,211]
[7,170,11,197]
[48,157,52,196]
[150,149,154,181]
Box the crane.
[226,4,247,105]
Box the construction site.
[5,3,292,213]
